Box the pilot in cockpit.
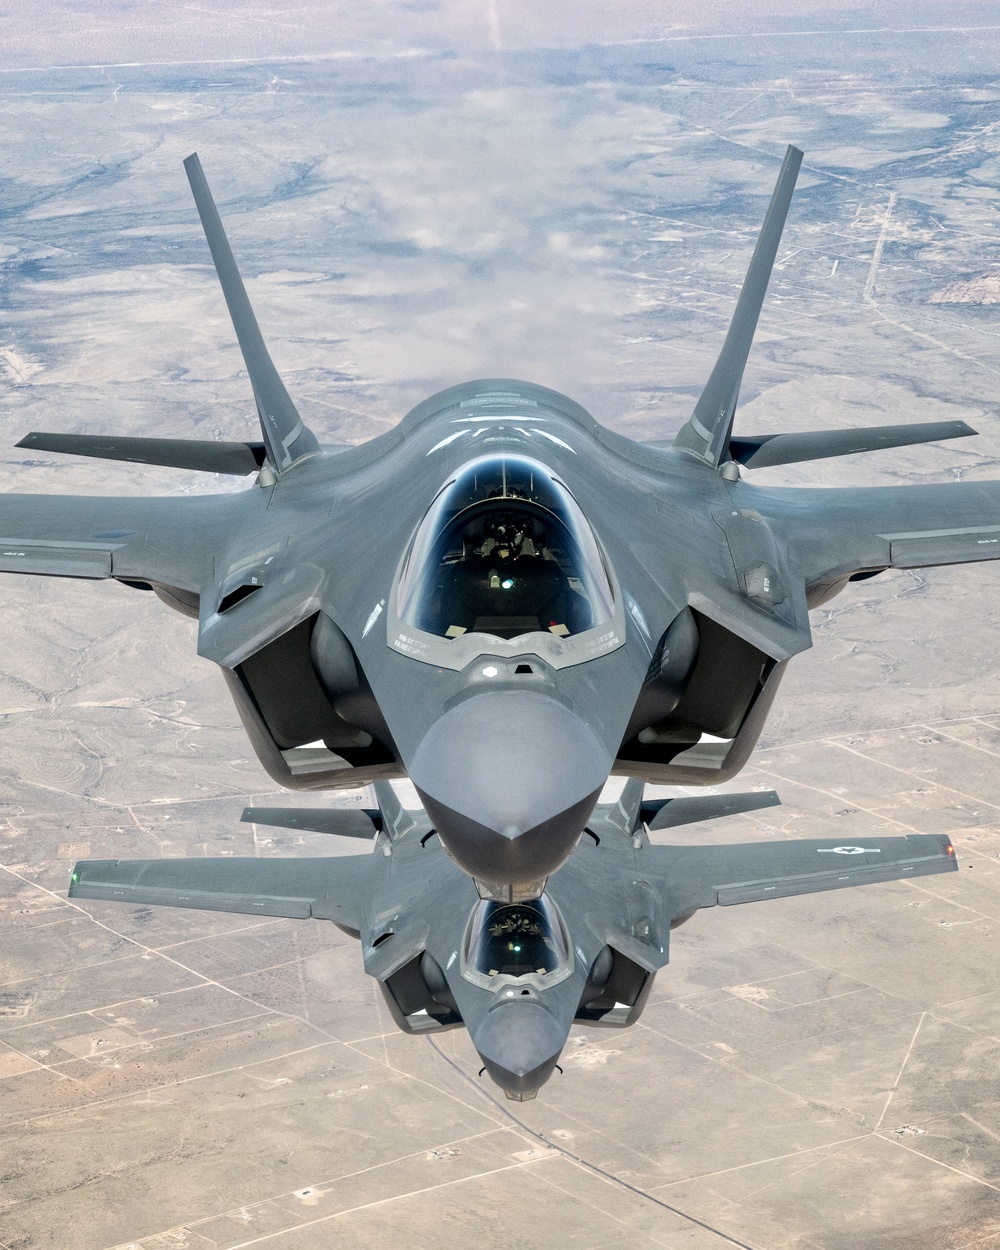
[431,508,568,639]
[396,454,614,645]
[473,513,543,585]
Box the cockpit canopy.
[396,455,614,645]
[464,897,570,985]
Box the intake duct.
[230,613,396,784]
[576,946,655,1026]
[621,607,699,743]
[379,952,463,1033]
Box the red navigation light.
[946,844,955,856]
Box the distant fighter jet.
[4,147,972,1097]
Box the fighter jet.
[3,147,978,1096]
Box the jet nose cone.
[409,690,609,885]
[472,1001,568,1101]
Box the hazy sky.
[1,0,999,69]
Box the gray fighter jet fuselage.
[4,147,984,1096]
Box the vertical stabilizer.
[373,781,426,842]
[184,153,320,471]
[589,777,646,840]
[610,777,645,837]
[673,145,803,468]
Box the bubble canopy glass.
[461,896,573,989]
[396,455,615,647]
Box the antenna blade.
[674,145,803,467]
[183,153,320,471]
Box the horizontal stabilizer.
[661,833,955,916]
[730,421,977,470]
[70,856,370,930]
[17,432,266,476]
[241,806,381,838]
[644,790,780,831]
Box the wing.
[659,833,955,916]
[783,480,1000,589]
[69,855,372,931]
[0,490,237,593]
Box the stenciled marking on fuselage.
[426,430,471,455]
[392,631,430,657]
[816,846,882,855]
[436,418,573,454]
[362,599,385,638]
[530,428,576,453]
[587,628,623,656]
[452,414,550,424]
[459,394,538,408]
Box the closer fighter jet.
[2,147,978,1096]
